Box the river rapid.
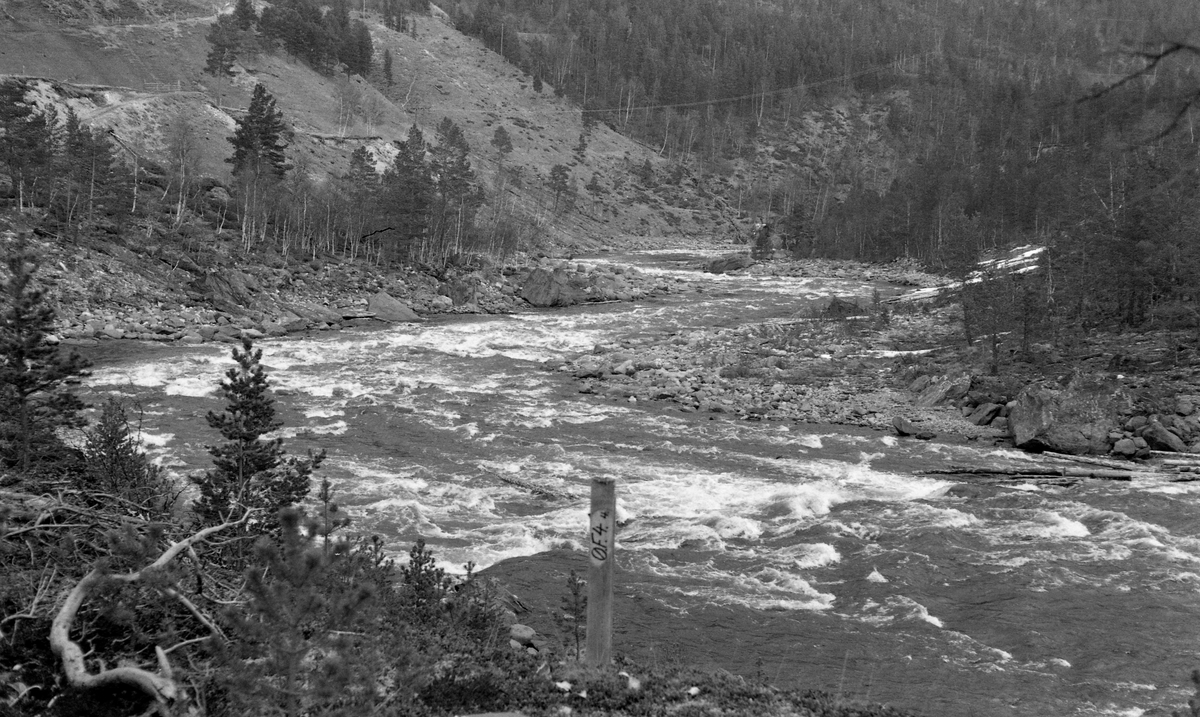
[81,250,1200,717]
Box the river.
[81,250,1200,717]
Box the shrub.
[79,397,181,521]
[0,234,91,474]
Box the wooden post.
[586,476,616,668]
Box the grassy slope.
[0,0,749,250]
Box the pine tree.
[192,339,321,531]
[430,118,482,255]
[222,508,377,717]
[232,0,257,30]
[383,48,394,86]
[0,80,58,209]
[381,124,432,258]
[549,163,572,212]
[205,14,241,77]
[0,235,91,473]
[228,83,291,179]
[490,125,512,160]
[532,74,542,93]
[81,397,179,520]
[346,20,373,76]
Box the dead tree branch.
[50,512,251,711]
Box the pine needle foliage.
[228,84,291,179]
[219,508,379,717]
[192,338,321,534]
[0,234,90,473]
[80,398,181,521]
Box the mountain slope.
[1,0,741,250]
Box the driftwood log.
[921,465,1136,480]
[49,513,249,714]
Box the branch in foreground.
[49,512,251,712]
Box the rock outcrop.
[367,291,421,322]
[704,253,754,274]
[520,267,584,307]
[913,374,972,408]
[1008,379,1130,455]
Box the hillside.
[0,0,758,251]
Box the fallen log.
[1157,457,1200,467]
[1038,451,1150,471]
[488,472,572,499]
[920,465,1135,481]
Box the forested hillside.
[449,0,1200,336]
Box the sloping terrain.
[0,0,758,249]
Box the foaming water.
[82,252,1200,717]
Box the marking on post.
[586,475,616,668]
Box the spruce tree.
[549,163,571,212]
[383,48,394,86]
[0,235,90,473]
[430,117,481,251]
[228,83,291,179]
[381,124,432,257]
[81,397,179,520]
[231,0,257,30]
[0,80,57,208]
[192,339,320,531]
[490,125,512,160]
[205,14,241,77]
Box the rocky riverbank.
[14,228,706,346]
[552,259,1200,461]
[18,223,1199,461]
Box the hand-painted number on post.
[589,509,614,566]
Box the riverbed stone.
[1111,437,1139,458]
[967,402,1003,426]
[1143,420,1188,453]
[704,253,754,274]
[1009,379,1130,455]
[521,267,584,307]
[914,374,972,408]
[367,291,421,322]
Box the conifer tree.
[490,124,512,160]
[221,508,378,716]
[381,124,432,257]
[549,163,572,212]
[383,48,394,86]
[0,235,90,473]
[430,118,482,253]
[232,0,257,30]
[205,14,241,77]
[228,83,291,179]
[0,80,58,208]
[81,397,179,520]
[192,339,320,531]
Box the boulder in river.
[1008,378,1130,455]
[287,301,343,325]
[367,291,421,322]
[520,268,584,307]
[703,253,754,274]
[1141,420,1188,453]
[892,416,936,439]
